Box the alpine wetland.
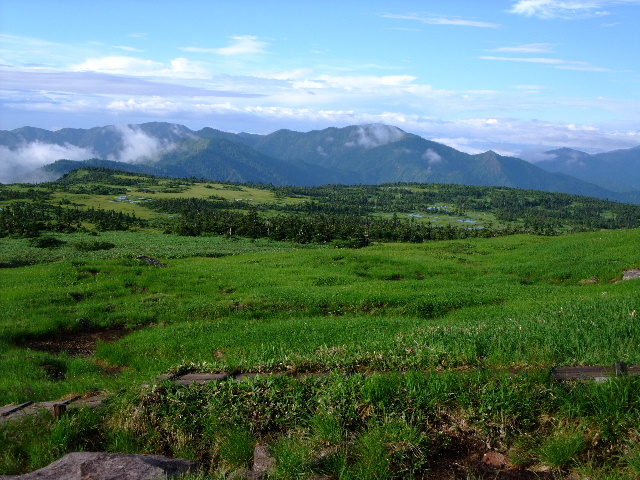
[2,1,640,478]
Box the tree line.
[154,204,529,245]
[0,202,145,237]
[268,183,640,231]
[3,167,640,244]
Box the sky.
[1,0,640,160]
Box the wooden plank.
[294,372,328,380]
[235,373,272,382]
[27,396,81,411]
[553,364,640,381]
[0,401,33,417]
[554,366,613,380]
[174,373,231,385]
[68,395,108,409]
[627,365,640,376]
[59,395,81,405]
[178,373,230,382]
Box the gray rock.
[136,255,168,267]
[0,452,198,480]
[227,469,263,479]
[252,445,275,475]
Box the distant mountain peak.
[542,148,591,168]
[546,147,589,156]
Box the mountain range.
[534,146,640,195]
[2,122,639,203]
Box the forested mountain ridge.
[535,145,640,195]
[3,122,639,203]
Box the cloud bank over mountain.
[0,142,96,183]
[0,124,182,183]
[106,125,179,163]
[345,125,407,149]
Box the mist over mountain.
[2,122,639,203]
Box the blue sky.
[1,0,639,159]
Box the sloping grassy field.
[1,201,640,476]
[1,229,639,406]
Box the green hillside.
[1,169,640,478]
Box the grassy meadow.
[2,173,640,477]
[2,228,639,405]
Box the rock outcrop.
[0,452,198,480]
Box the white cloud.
[70,55,211,78]
[345,124,407,148]
[72,56,162,74]
[113,45,144,52]
[0,141,96,183]
[254,70,419,93]
[0,69,262,97]
[261,69,314,80]
[528,147,588,164]
[181,36,269,56]
[107,124,177,163]
[107,98,178,116]
[0,33,98,67]
[422,148,443,164]
[309,74,417,90]
[0,124,184,182]
[553,64,611,71]
[480,55,609,71]
[480,56,572,65]
[383,13,500,28]
[516,145,561,162]
[491,43,553,53]
[509,0,640,19]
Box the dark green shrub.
[28,236,66,248]
[74,240,116,251]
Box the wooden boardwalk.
[2,363,639,423]
[0,394,108,423]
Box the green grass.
[4,371,640,477]
[537,426,587,469]
[1,227,640,477]
[45,181,303,220]
[0,230,302,266]
[1,229,639,405]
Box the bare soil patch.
[19,325,131,357]
[424,431,555,480]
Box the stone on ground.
[0,452,198,480]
